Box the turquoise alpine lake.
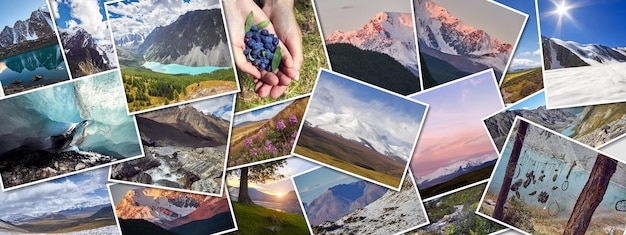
[141,61,229,75]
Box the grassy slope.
[231,202,308,235]
[234,0,328,112]
[500,67,543,104]
[17,218,117,233]
[295,125,405,188]
[419,164,495,200]
[571,103,626,138]
[122,67,236,112]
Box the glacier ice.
[0,71,141,158]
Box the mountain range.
[115,9,231,67]
[0,6,57,58]
[416,158,497,189]
[0,7,54,48]
[137,104,230,148]
[304,180,387,226]
[325,12,419,76]
[313,178,427,234]
[305,86,411,162]
[415,0,513,84]
[0,204,115,234]
[541,36,626,70]
[484,105,581,151]
[115,187,234,234]
[59,26,117,77]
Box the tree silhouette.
[234,159,287,206]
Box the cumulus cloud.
[63,0,109,39]
[511,58,542,69]
[49,0,60,19]
[520,48,541,56]
[106,0,220,40]
[0,168,110,218]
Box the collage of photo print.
[0,0,625,234]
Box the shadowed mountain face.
[59,27,115,76]
[137,105,230,148]
[542,36,626,70]
[0,8,57,59]
[305,181,387,226]
[138,9,231,67]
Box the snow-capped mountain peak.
[415,0,512,72]
[306,111,411,161]
[325,11,419,76]
[416,158,495,186]
[115,188,203,225]
[543,37,626,69]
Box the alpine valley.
[415,0,515,87]
[107,4,237,112]
[114,187,235,235]
[324,12,421,95]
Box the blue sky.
[234,99,294,126]
[502,90,546,112]
[306,70,427,148]
[0,0,47,29]
[0,168,111,218]
[496,0,542,70]
[538,0,626,47]
[293,167,363,204]
[190,94,234,121]
[49,0,111,41]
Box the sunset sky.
[410,70,504,179]
[314,0,412,36]
[227,157,318,196]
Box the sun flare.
[555,1,569,16]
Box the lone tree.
[563,154,617,235]
[235,160,287,206]
[493,119,528,220]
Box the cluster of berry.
[244,25,280,72]
[243,11,282,72]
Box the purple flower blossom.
[236,158,243,164]
[276,119,286,131]
[250,147,258,156]
[290,139,295,146]
[288,114,298,125]
[291,131,298,139]
[244,139,253,147]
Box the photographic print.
[228,96,308,169]
[0,168,118,234]
[477,117,626,235]
[293,69,428,190]
[495,0,544,105]
[315,0,421,95]
[49,0,118,78]
[109,184,237,235]
[105,0,239,114]
[415,0,526,89]
[226,0,330,112]
[0,70,142,190]
[109,94,235,196]
[406,182,506,235]
[484,90,626,152]
[226,156,317,234]
[539,0,626,108]
[0,0,71,97]
[293,167,429,234]
[410,69,504,200]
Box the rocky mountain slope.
[313,177,427,234]
[542,36,626,69]
[138,9,231,67]
[305,181,387,226]
[415,0,513,75]
[0,6,57,58]
[59,27,117,77]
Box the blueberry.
[260,29,269,36]
[244,48,251,55]
[245,31,253,38]
[266,51,274,60]
[246,40,256,47]
[252,48,262,56]
[252,42,262,50]
[264,43,274,51]
[252,33,260,41]
[262,36,273,44]
[253,59,261,66]
[272,37,279,46]
[259,63,266,71]
[250,25,258,32]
